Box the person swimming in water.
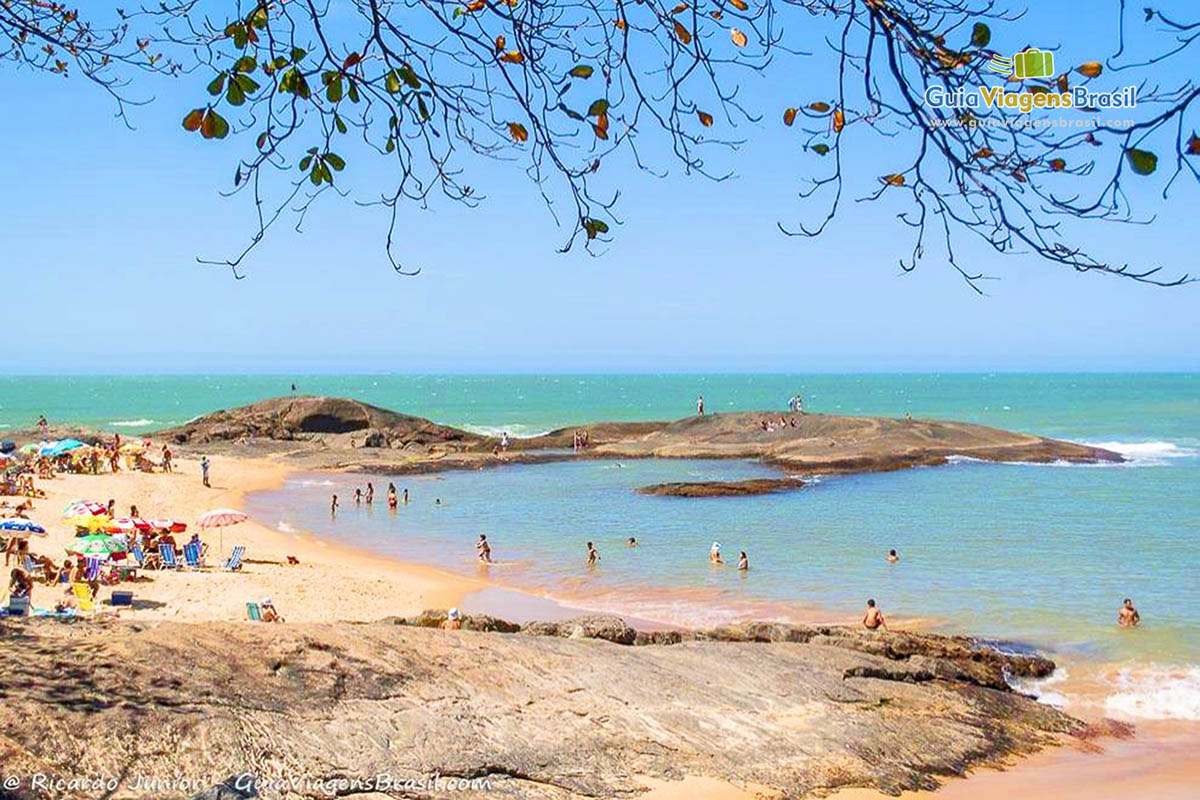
[709,541,723,564]
[477,534,492,563]
[1118,598,1141,627]
[863,599,888,631]
[886,549,899,563]
[586,541,599,567]
[627,537,638,547]
[737,550,749,570]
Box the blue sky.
[3,2,1197,373]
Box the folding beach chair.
[182,541,204,569]
[21,555,45,582]
[71,583,95,613]
[223,545,246,572]
[131,543,147,567]
[158,543,179,570]
[245,602,262,622]
[84,557,103,582]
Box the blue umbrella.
[40,439,87,457]
[0,519,47,536]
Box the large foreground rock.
[0,617,1081,799]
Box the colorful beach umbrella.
[65,533,126,557]
[150,518,188,533]
[197,508,248,559]
[106,516,153,534]
[62,500,109,518]
[64,514,112,532]
[0,519,47,537]
[40,439,87,457]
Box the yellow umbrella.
[119,442,146,455]
[63,514,112,532]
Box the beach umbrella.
[197,508,248,558]
[0,519,47,537]
[106,517,153,534]
[150,518,188,533]
[62,500,109,518]
[64,514,112,532]
[40,439,87,457]
[65,533,126,557]
[118,442,146,455]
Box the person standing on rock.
[586,541,600,567]
[863,599,888,632]
[200,455,210,488]
[697,395,705,415]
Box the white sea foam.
[291,478,337,487]
[1010,667,1070,709]
[1086,440,1199,466]
[1103,665,1200,721]
[277,521,296,533]
[461,424,552,438]
[109,419,158,427]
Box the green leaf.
[347,82,360,103]
[1125,147,1158,175]
[569,65,594,79]
[235,74,259,93]
[300,155,313,171]
[234,56,257,73]
[207,73,226,96]
[310,165,322,185]
[232,26,248,49]
[334,114,347,134]
[226,79,246,106]
[811,143,830,155]
[385,70,401,94]
[234,166,242,186]
[583,218,610,239]
[207,110,230,139]
[971,22,991,48]
[325,153,346,171]
[398,65,421,89]
[326,76,343,103]
[386,136,395,153]
[418,95,430,121]
[587,99,609,117]
[291,47,307,63]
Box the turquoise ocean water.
[5,374,1199,719]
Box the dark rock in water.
[637,478,806,497]
[521,615,638,645]
[397,609,522,633]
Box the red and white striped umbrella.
[197,509,248,559]
[150,518,188,533]
[62,500,109,519]
[107,516,153,533]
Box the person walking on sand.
[477,534,492,563]
[709,541,723,564]
[886,549,899,563]
[863,599,888,631]
[365,482,374,504]
[1118,598,1141,627]
[200,456,211,488]
[161,444,173,472]
[586,541,600,567]
[738,550,749,571]
[330,494,339,516]
[697,395,705,416]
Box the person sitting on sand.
[738,550,749,571]
[863,599,888,631]
[709,541,723,564]
[627,537,638,547]
[887,549,899,563]
[477,534,492,563]
[586,541,599,567]
[56,560,73,584]
[8,567,32,603]
[387,483,397,509]
[260,598,284,623]
[1118,598,1140,627]
[443,608,463,630]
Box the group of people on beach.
[334,482,413,516]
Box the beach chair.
[223,545,246,572]
[182,541,204,569]
[131,543,147,567]
[21,555,45,582]
[84,557,103,582]
[4,595,30,617]
[245,602,262,622]
[71,583,95,613]
[158,543,179,570]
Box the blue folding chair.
[183,541,203,569]
[223,545,246,572]
[158,543,179,570]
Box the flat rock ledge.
[0,613,1095,799]
[637,478,806,497]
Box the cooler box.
[111,591,134,607]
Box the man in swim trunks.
[1118,598,1140,627]
[477,534,492,563]
[863,599,888,631]
[586,541,599,567]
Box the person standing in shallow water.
[477,534,492,563]
[365,482,374,504]
[330,495,339,516]
[738,551,749,570]
[1118,598,1141,627]
[586,541,599,567]
[386,483,397,509]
